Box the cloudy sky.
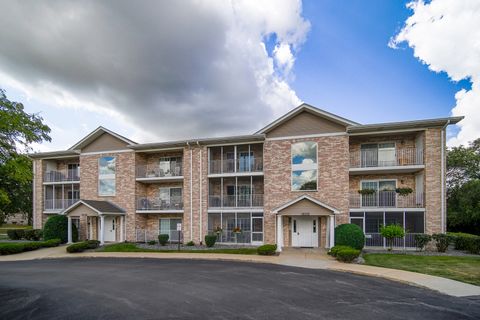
[0,0,478,151]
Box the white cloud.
[390,0,480,146]
[0,0,310,144]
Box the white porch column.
[100,215,105,245]
[276,215,283,252]
[89,217,93,240]
[120,215,125,242]
[329,215,335,248]
[67,216,73,244]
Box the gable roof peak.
[68,126,137,151]
[255,103,359,134]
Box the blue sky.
[292,0,467,125]
[0,1,475,150]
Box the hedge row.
[257,244,277,255]
[6,229,43,241]
[66,240,101,253]
[449,232,480,254]
[0,239,61,255]
[328,245,361,263]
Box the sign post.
[177,223,182,251]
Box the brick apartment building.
[30,104,462,251]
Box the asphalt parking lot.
[0,258,479,319]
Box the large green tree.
[0,89,51,224]
[447,138,480,234]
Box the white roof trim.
[68,126,136,151]
[255,103,359,134]
[272,195,340,214]
[62,200,102,216]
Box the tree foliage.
[447,138,480,235]
[0,89,51,223]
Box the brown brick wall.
[80,151,136,241]
[425,128,444,234]
[263,135,350,245]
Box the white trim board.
[266,132,346,141]
[272,194,340,214]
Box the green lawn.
[100,243,258,255]
[364,253,480,286]
[0,224,32,233]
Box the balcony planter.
[358,189,376,195]
[395,187,413,196]
[214,227,223,236]
[233,227,242,234]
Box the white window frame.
[98,156,116,196]
[291,141,318,192]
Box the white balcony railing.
[136,196,184,211]
[349,191,424,208]
[136,164,182,179]
[209,158,263,174]
[44,198,79,211]
[208,194,264,208]
[43,169,80,182]
[350,148,423,168]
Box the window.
[159,218,182,242]
[291,141,317,191]
[67,163,80,180]
[405,212,424,233]
[361,143,396,167]
[159,187,182,209]
[98,156,116,196]
[159,157,182,176]
[360,180,396,207]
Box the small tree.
[414,234,432,251]
[380,224,405,251]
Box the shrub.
[335,224,365,250]
[0,239,61,255]
[257,244,277,255]
[66,242,89,253]
[186,240,195,246]
[86,240,100,249]
[328,245,352,257]
[147,240,156,245]
[43,215,78,243]
[158,234,169,246]
[380,224,405,251]
[335,247,361,263]
[6,229,20,240]
[449,232,480,251]
[414,234,432,251]
[205,234,217,248]
[432,233,451,252]
[24,229,43,241]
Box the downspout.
[187,142,193,241]
[197,141,202,244]
[440,120,450,233]
[32,161,36,228]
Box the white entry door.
[104,216,116,242]
[291,216,318,247]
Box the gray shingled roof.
[80,200,125,213]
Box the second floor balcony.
[43,169,80,183]
[136,196,184,212]
[44,198,79,211]
[208,194,264,208]
[349,191,424,209]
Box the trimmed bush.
[158,234,169,246]
[432,233,451,253]
[257,244,277,255]
[328,245,352,257]
[186,240,195,246]
[66,242,88,253]
[334,224,365,250]
[414,234,432,251]
[449,232,480,251]
[43,215,78,243]
[15,229,26,240]
[86,240,100,249]
[6,229,20,240]
[24,229,43,241]
[205,234,217,248]
[335,247,360,263]
[381,224,405,251]
[147,240,156,245]
[0,239,61,255]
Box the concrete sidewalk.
[1,246,479,297]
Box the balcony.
[44,199,79,212]
[209,158,263,175]
[349,147,424,174]
[136,196,184,212]
[43,169,80,183]
[208,194,264,208]
[349,191,424,209]
[136,164,183,183]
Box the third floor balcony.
[208,144,263,176]
[349,146,424,174]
